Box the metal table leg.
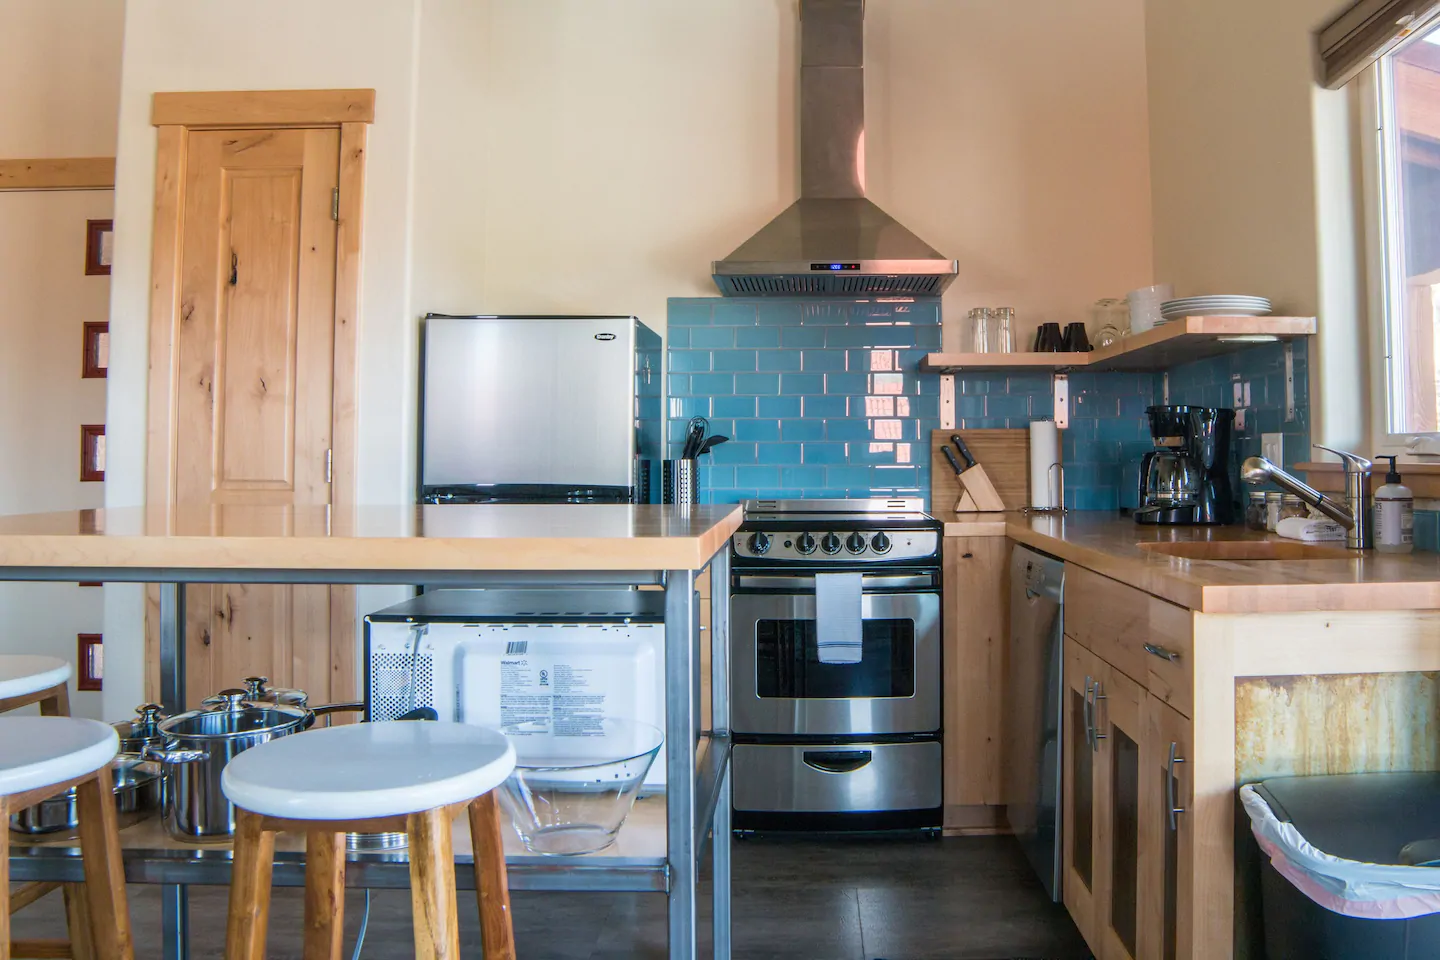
[709,551,732,960]
[158,582,190,960]
[665,569,698,959]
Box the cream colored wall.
[1145,0,1362,448]
[0,0,122,720]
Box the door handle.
[802,750,873,774]
[1091,681,1107,749]
[1167,741,1186,831]
[1082,677,1095,750]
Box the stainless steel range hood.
[712,0,957,298]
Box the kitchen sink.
[1137,541,1355,561]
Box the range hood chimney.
[712,0,957,297]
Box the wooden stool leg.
[407,807,460,960]
[226,809,276,960]
[63,882,97,960]
[302,831,347,960]
[0,797,10,960]
[75,768,133,960]
[468,794,516,960]
[37,683,70,718]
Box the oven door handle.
[801,749,874,774]
[735,574,935,591]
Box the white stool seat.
[221,721,515,821]
[0,717,118,796]
[0,655,71,700]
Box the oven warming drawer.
[732,741,942,813]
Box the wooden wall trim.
[151,89,375,128]
[0,157,115,191]
[1298,460,1440,498]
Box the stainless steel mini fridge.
[419,314,661,504]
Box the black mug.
[1062,322,1092,352]
[1033,322,1064,352]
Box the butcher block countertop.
[0,504,743,574]
[945,511,1440,613]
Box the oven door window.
[755,619,915,699]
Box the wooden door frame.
[143,89,373,703]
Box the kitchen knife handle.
[949,434,977,470]
[941,446,966,476]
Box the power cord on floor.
[350,888,372,960]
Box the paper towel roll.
[1029,420,1060,510]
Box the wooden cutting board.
[929,428,1033,513]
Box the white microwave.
[363,589,667,789]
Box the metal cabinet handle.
[1082,677,1095,750]
[1091,682,1107,748]
[1167,741,1186,831]
[1145,643,1181,663]
[802,750,873,774]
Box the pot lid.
[201,677,309,708]
[112,703,166,740]
[159,690,309,740]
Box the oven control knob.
[747,532,772,555]
[795,532,817,555]
[871,532,893,555]
[820,532,843,555]
[845,532,868,555]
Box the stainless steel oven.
[727,498,944,833]
[731,578,940,737]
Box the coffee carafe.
[1135,405,1235,525]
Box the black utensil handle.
[941,446,965,476]
[949,434,977,470]
[802,750,873,774]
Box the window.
[1371,20,1440,438]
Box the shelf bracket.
[940,374,955,430]
[1284,342,1296,422]
[1053,374,1069,429]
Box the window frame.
[1362,34,1440,452]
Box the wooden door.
[1140,694,1195,960]
[1094,664,1145,960]
[1062,637,1101,950]
[173,127,341,703]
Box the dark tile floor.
[13,835,1090,959]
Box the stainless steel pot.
[112,703,167,755]
[152,691,309,843]
[202,678,363,728]
[10,756,163,835]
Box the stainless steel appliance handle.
[734,574,935,591]
[1144,643,1181,663]
[1082,677,1094,750]
[801,749,873,774]
[1167,741,1186,830]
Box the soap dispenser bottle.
[1374,455,1414,553]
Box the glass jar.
[1280,495,1307,523]
[1245,492,1268,531]
[969,308,992,353]
[1265,491,1284,532]
[992,307,1015,353]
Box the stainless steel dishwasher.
[1005,545,1065,901]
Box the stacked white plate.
[1159,295,1271,322]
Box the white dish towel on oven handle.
[814,572,863,664]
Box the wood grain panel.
[930,429,1031,514]
[943,536,1009,820]
[0,157,114,191]
[1235,672,1440,782]
[151,89,375,127]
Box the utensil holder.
[662,459,700,505]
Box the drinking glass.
[992,307,1015,353]
[969,308,992,353]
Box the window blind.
[1319,0,1440,88]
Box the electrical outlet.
[1262,432,1284,465]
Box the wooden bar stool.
[0,656,72,716]
[0,716,133,960]
[220,721,518,960]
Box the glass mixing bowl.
[496,717,664,856]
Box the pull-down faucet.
[1241,445,1373,550]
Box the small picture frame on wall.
[80,424,105,482]
[85,219,113,276]
[82,321,109,379]
[77,634,102,691]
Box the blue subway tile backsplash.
[670,298,1313,513]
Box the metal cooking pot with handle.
[202,677,363,728]
[150,690,309,843]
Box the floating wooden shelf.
[921,316,1316,374]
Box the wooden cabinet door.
[1062,637,1102,949]
[1140,694,1195,960]
[1094,664,1145,960]
[172,127,342,703]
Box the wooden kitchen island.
[943,511,1440,960]
[0,503,743,960]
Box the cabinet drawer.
[1066,567,1194,717]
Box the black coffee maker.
[1135,405,1236,525]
